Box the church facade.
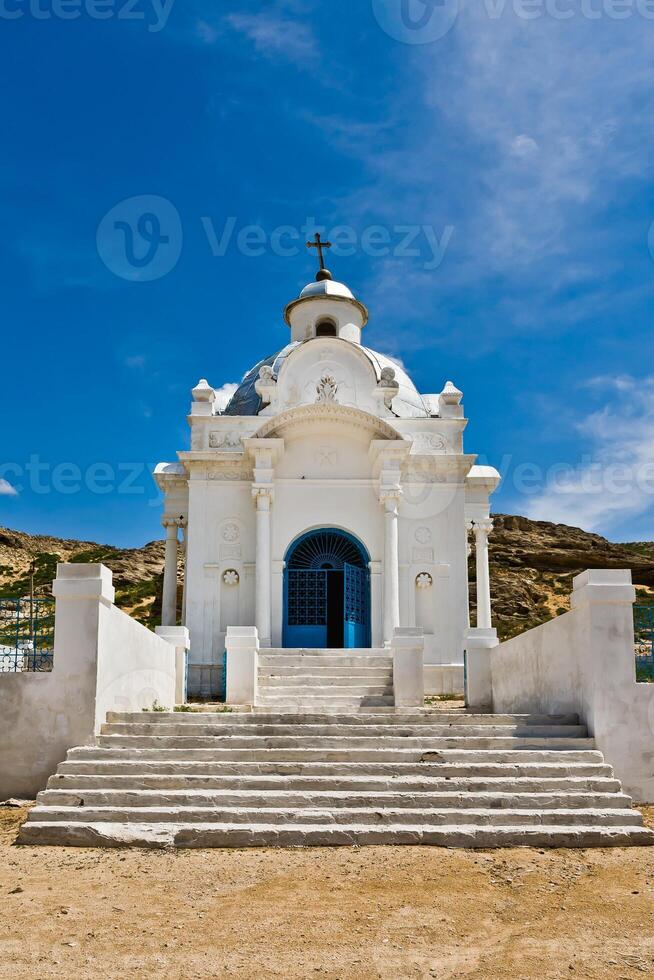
[155,260,500,699]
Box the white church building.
[7,245,654,849]
[155,251,500,700]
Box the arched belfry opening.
[315,318,337,337]
[283,529,371,649]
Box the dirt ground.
[1,806,654,980]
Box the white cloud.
[0,479,18,497]
[225,11,317,64]
[315,11,654,346]
[509,135,539,158]
[214,382,239,412]
[525,376,654,533]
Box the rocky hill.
[483,515,654,639]
[1,517,653,640]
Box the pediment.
[253,403,403,442]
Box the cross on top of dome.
[306,232,333,282]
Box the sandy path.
[1,806,653,979]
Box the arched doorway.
[283,529,371,649]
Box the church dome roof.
[222,342,431,418]
[299,279,355,300]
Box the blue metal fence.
[0,597,55,672]
[634,605,654,682]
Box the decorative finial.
[306,232,333,282]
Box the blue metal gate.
[283,530,370,649]
[634,605,654,682]
[344,561,369,648]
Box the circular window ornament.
[222,523,240,543]
[223,569,240,586]
[415,572,433,590]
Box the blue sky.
[2,0,654,546]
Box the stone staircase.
[18,708,654,849]
[256,648,394,709]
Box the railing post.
[391,627,424,708]
[155,626,191,704]
[225,626,259,705]
[464,626,498,711]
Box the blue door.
[344,562,370,649]
[284,569,328,648]
[283,529,371,649]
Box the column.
[381,491,401,645]
[253,487,272,647]
[179,521,188,626]
[161,519,179,627]
[474,519,493,629]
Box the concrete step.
[258,656,393,669]
[26,804,645,828]
[69,745,604,763]
[258,673,393,686]
[37,788,633,811]
[100,723,588,739]
[24,698,646,852]
[261,647,392,660]
[17,820,654,849]
[106,711,581,727]
[254,697,396,708]
[256,685,393,696]
[54,761,615,785]
[46,773,622,793]
[93,734,596,751]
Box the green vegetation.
[0,553,59,598]
[143,700,168,712]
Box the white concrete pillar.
[253,488,272,647]
[474,519,493,630]
[382,492,401,645]
[161,519,179,627]
[392,627,424,707]
[155,625,190,704]
[226,626,259,704]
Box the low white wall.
[424,664,464,696]
[0,563,176,799]
[491,569,654,802]
[96,604,176,727]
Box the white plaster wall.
[95,603,176,724]
[185,476,255,695]
[399,482,469,665]
[0,670,95,799]
[491,571,654,802]
[491,610,586,717]
[0,564,175,799]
